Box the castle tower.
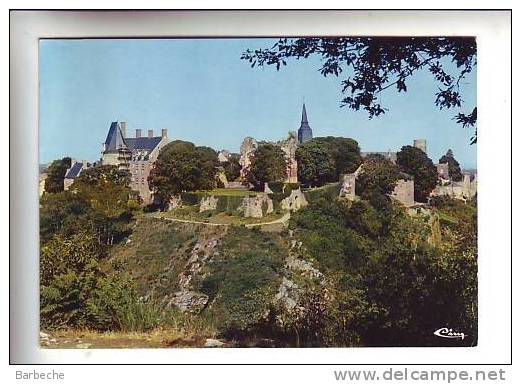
[413,139,427,154]
[297,103,313,144]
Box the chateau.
[100,121,169,203]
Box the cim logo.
[433,327,467,340]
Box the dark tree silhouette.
[242,37,477,144]
[396,145,438,203]
[439,149,463,181]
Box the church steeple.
[298,103,313,144]
[301,103,308,124]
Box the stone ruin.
[280,189,308,212]
[199,195,219,212]
[238,133,298,183]
[339,164,415,207]
[389,179,415,207]
[431,172,477,201]
[237,194,274,218]
[239,137,258,179]
[339,174,356,200]
[278,132,299,183]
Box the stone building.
[297,103,313,144]
[101,121,168,204]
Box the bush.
[303,183,341,202]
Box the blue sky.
[39,38,477,168]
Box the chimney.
[161,129,167,139]
[148,129,154,138]
[120,122,127,138]
[136,129,142,138]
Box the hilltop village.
[41,103,477,217]
[39,103,478,348]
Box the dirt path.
[153,215,230,226]
[244,212,291,228]
[154,212,291,228]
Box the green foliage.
[356,155,401,200]
[46,165,137,246]
[295,141,335,186]
[439,149,463,181]
[242,37,477,144]
[222,154,241,181]
[296,137,362,186]
[44,157,72,193]
[289,195,477,346]
[198,227,284,335]
[302,183,341,202]
[247,143,287,187]
[74,165,130,186]
[148,140,219,208]
[40,230,104,329]
[396,145,438,203]
[39,191,92,244]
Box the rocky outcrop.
[237,194,273,218]
[286,256,323,280]
[170,291,208,313]
[274,277,303,312]
[199,195,219,212]
[172,231,226,313]
[280,189,308,212]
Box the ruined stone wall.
[239,137,258,179]
[430,173,477,201]
[280,189,308,211]
[237,194,274,218]
[279,133,298,183]
[390,179,415,207]
[436,163,450,179]
[339,173,356,199]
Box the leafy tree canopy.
[439,149,463,181]
[222,154,241,182]
[148,140,219,207]
[247,143,288,187]
[356,154,402,200]
[396,145,438,203]
[44,157,72,193]
[242,37,477,144]
[296,136,362,187]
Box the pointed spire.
[301,103,308,124]
[298,102,313,144]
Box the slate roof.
[124,137,163,152]
[103,121,163,154]
[298,103,313,144]
[104,122,127,153]
[65,162,83,179]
